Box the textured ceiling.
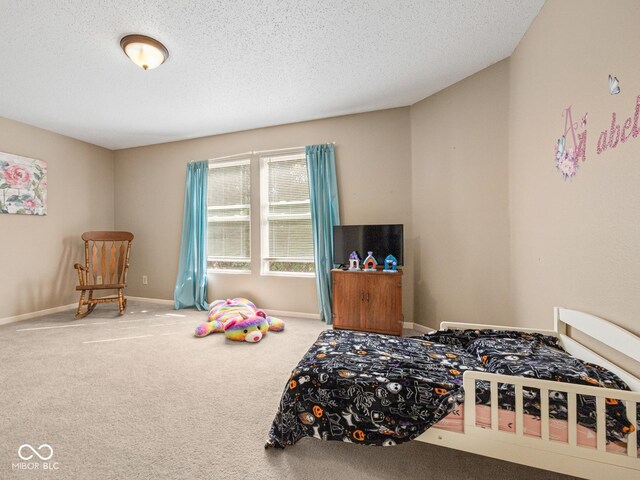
[0,0,544,150]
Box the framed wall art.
[0,151,47,215]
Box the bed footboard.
[418,370,640,480]
[463,371,638,458]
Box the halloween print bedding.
[265,328,636,449]
[427,329,637,444]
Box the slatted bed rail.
[417,308,640,479]
[462,370,639,466]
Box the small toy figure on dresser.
[348,251,361,271]
[383,254,398,272]
[362,251,377,271]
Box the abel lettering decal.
[596,95,640,155]
[554,76,640,179]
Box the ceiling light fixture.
[120,34,169,71]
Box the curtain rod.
[191,142,336,163]
[257,142,335,155]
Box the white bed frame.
[416,307,640,480]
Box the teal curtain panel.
[174,160,209,310]
[306,144,340,324]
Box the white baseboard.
[403,322,434,334]
[0,296,172,326]
[0,303,76,326]
[414,323,434,334]
[127,296,174,306]
[0,297,322,325]
[0,296,427,332]
[265,309,321,320]
[128,297,321,320]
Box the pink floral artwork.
[556,145,579,179]
[0,152,47,215]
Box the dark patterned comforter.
[428,329,636,443]
[266,329,635,448]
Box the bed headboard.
[554,307,640,391]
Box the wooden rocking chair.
[74,231,134,319]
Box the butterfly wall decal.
[609,75,621,95]
[556,135,565,160]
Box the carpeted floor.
[0,301,576,479]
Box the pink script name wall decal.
[554,94,640,179]
[596,95,640,154]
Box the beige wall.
[508,0,640,336]
[114,108,414,320]
[0,117,114,319]
[7,0,639,340]
[410,60,511,328]
[408,0,640,339]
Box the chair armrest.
[74,263,86,286]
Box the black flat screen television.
[333,224,404,267]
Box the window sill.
[260,271,315,279]
[207,269,252,275]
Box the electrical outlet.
[142,275,148,285]
[96,275,103,284]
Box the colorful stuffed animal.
[223,314,269,343]
[194,297,284,342]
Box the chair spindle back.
[81,231,134,286]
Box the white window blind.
[260,153,315,275]
[207,159,251,272]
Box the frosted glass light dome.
[120,35,169,71]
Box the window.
[206,149,315,277]
[207,159,251,272]
[260,152,315,276]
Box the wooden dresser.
[331,268,403,336]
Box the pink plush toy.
[194,297,284,342]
